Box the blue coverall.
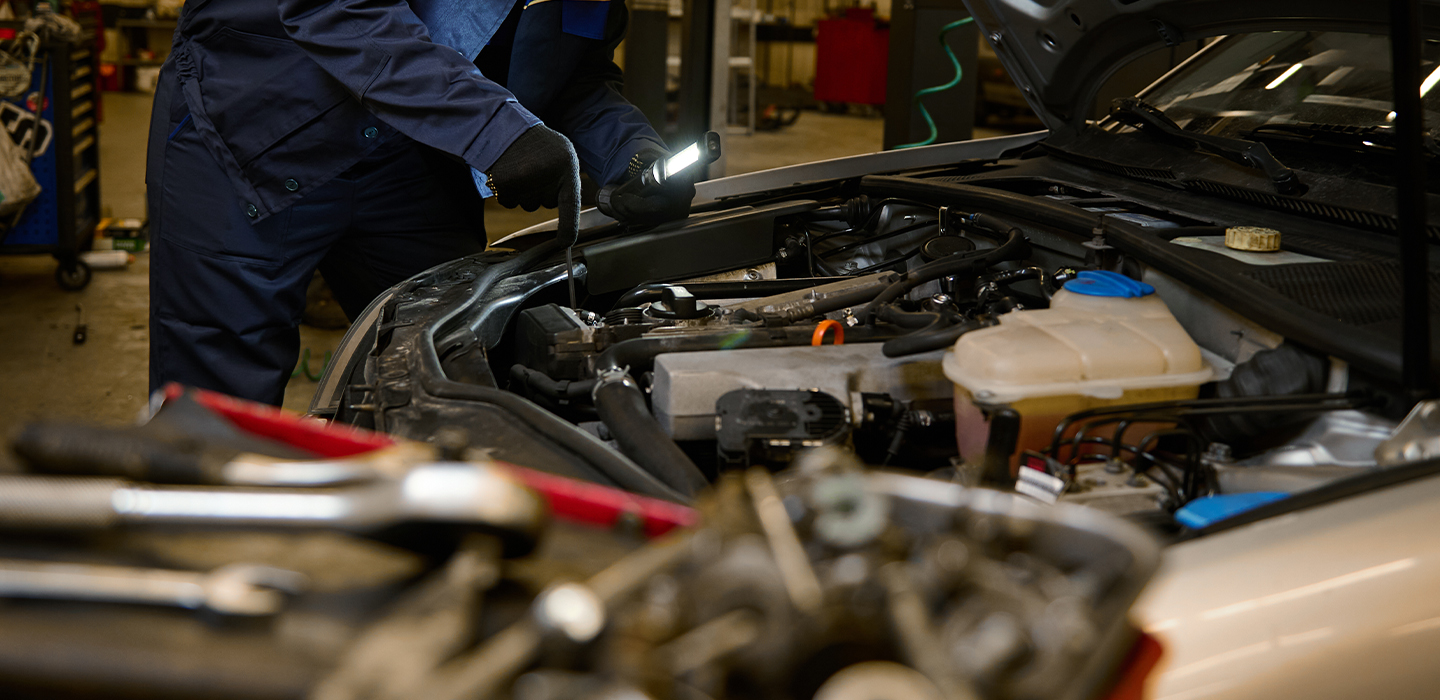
[147,0,665,405]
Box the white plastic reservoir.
[942,270,1212,470]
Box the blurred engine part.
[1057,461,1169,516]
[1199,344,1331,443]
[715,389,851,466]
[412,448,1160,700]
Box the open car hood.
[961,0,1440,135]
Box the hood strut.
[1392,0,1432,399]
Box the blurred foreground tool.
[382,446,1163,700]
[0,559,306,616]
[10,384,696,540]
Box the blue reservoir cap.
[1063,270,1156,298]
[1174,492,1288,529]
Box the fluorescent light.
[1421,64,1440,97]
[1265,63,1304,90]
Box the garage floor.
[0,91,1003,451]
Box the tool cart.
[0,28,101,290]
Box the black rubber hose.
[510,364,597,400]
[862,220,1030,321]
[420,356,688,503]
[876,305,947,329]
[879,308,993,358]
[593,380,710,498]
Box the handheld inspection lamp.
[597,131,721,219]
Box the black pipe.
[593,379,710,498]
[613,277,850,310]
[876,305,946,330]
[510,364,596,400]
[1390,0,1431,399]
[862,220,1031,320]
[881,314,993,358]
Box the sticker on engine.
[1016,466,1066,504]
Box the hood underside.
[961,0,1440,134]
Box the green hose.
[894,16,975,149]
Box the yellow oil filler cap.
[1225,226,1281,252]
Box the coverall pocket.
[193,27,351,168]
[159,121,291,267]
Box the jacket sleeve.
[276,0,540,175]
[506,0,666,185]
[543,53,667,185]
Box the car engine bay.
[319,148,1429,537]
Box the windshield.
[1133,32,1440,139]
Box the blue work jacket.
[168,0,664,224]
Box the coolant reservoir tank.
[942,271,1211,469]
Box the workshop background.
[0,0,1185,446]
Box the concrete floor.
[0,91,1008,449]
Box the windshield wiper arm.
[1110,97,1307,196]
[1248,122,1440,159]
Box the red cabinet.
[814,8,889,105]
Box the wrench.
[0,462,547,553]
[0,559,307,616]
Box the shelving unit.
[726,0,758,135]
[0,34,102,289]
[114,18,174,69]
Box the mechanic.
[146,0,693,406]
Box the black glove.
[487,124,579,212]
[605,147,696,227]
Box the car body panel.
[1135,470,1440,699]
[490,130,1048,247]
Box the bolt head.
[535,583,605,643]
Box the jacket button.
[364,126,379,139]
[245,204,258,219]
[284,178,299,192]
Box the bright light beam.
[1420,64,1440,97]
[663,143,702,180]
[1265,63,1304,90]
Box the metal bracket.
[1375,400,1440,465]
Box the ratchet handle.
[555,148,582,249]
[0,476,126,529]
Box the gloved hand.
[486,124,579,212]
[605,147,696,227]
